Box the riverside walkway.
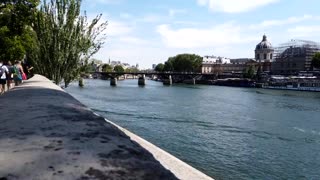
[0,75,212,180]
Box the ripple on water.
[66,80,320,179]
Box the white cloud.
[156,23,257,49]
[120,13,132,19]
[197,0,279,13]
[106,20,133,36]
[83,0,124,8]
[94,45,173,69]
[138,14,163,23]
[86,14,132,37]
[288,25,320,37]
[169,9,187,17]
[250,15,316,29]
[118,14,165,24]
[173,21,200,26]
[89,0,124,4]
[92,10,320,68]
[119,36,148,45]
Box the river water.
[66,79,320,180]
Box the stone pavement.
[0,75,178,180]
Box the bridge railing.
[91,71,206,75]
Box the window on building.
[264,54,267,60]
[256,54,260,60]
[270,54,273,59]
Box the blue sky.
[82,0,320,68]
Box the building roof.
[256,35,273,50]
[274,39,320,59]
[230,58,255,64]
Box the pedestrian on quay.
[13,60,24,86]
[21,57,34,79]
[6,61,14,90]
[0,60,9,94]
[26,66,34,79]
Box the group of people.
[0,60,28,94]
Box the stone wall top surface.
[0,75,213,180]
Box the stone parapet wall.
[0,75,213,180]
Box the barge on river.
[263,76,320,92]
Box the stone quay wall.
[0,75,213,180]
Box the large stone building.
[255,35,274,62]
[201,35,320,76]
[202,35,275,75]
[271,40,320,75]
[202,58,256,75]
[255,35,274,72]
[222,58,257,74]
[202,56,231,74]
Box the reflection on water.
[67,79,320,180]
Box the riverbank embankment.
[0,75,212,180]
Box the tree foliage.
[163,61,173,72]
[114,65,124,73]
[32,0,107,87]
[163,54,203,72]
[125,67,139,73]
[0,0,40,61]
[243,65,256,79]
[0,0,39,35]
[154,63,164,72]
[102,64,112,72]
[312,52,320,69]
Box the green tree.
[102,64,113,72]
[0,0,39,35]
[0,0,40,62]
[163,61,173,72]
[243,65,256,79]
[155,63,164,72]
[125,67,139,73]
[163,54,203,72]
[0,26,25,61]
[312,52,320,69]
[114,65,124,73]
[256,65,262,81]
[32,0,107,87]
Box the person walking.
[5,61,14,90]
[13,61,24,86]
[0,60,9,94]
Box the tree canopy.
[0,0,40,61]
[162,54,203,72]
[125,67,139,73]
[0,0,39,35]
[243,65,256,79]
[114,65,124,73]
[102,64,112,72]
[163,61,173,72]
[32,0,107,86]
[0,0,107,87]
[312,52,320,69]
[154,63,164,72]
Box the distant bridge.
[91,71,217,86]
[96,72,203,76]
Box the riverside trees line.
[154,53,320,78]
[153,54,257,79]
[155,54,203,73]
[0,0,107,87]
